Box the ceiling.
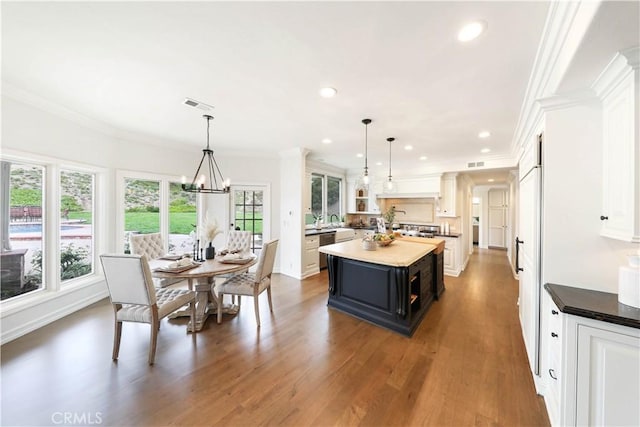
[2,1,551,180]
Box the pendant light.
[182,115,230,194]
[355,118,372,192]
[385,137,396,193]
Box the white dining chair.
[100,254,196,364]
[130,232,180,288]
[215,239,278,327]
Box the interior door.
[488,189,507,248]
[518,165,541,375]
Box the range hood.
[377,192,440,199]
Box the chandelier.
[182,114,230,194]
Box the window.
[119,173,198,256]
[306,172,343,225]
[168,181,196,254]
[123,178,160,253]
[232,188,264,255]
[2,162,45,300]
[59,170,94,282]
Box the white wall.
[279,148,307,278]
[543,102,636,293]
[1,93,284,343]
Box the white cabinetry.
[437,173,457,217]
[441,236,461,276]
[595,48,640,242]
[302,235,320,278]
[542,291,640,427]
[347,180,380,214]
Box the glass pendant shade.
[182,115,230,194]
[356,118,372,192]
[383,137,396,193]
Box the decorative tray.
[153,263,200,273]
[159,254,184,261]
[218,255,256,265]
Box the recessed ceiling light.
[488,178,495,182]
[458,21,487,42]
[480,148,491,153]
[375,161,383,166]
[478,131,491,139]
[321,138,332,144]
[419,156,427,161]
[404,145,413,151]
[319,87,337,98]
[356,153,364,158]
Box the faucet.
[329,214,339,225]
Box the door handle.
[515,237,524,272]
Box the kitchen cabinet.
[542,287,640,427]
[596,48,640,242]
[437,173,457,217]
[302,235,320,278]
[347,180,380,214]
[441,236,461,276]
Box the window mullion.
[46,165,61,292]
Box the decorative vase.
[315,219,322,230]
[205,242,215,259]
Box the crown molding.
[511,0,602,157]
[592,47,640,99]
[537,88,599,112]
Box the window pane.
[310,173,324,224]
[168,182,196,254]
[3,162,44,300]
[327,176,342,221]
[123,178,160,253]
[60,170,94,282]
[233,189,264,254]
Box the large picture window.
[120,173,197,256]
[2,162,45,300]
[59,170,95,283]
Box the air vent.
[183,98,214,111]
[468,162,476,168]
[476,161,485,167]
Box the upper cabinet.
[347,179,380,214]
[437,173,457,217]
[595,48,640,242]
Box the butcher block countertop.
[400,236,445,254]
[319,238,436,267]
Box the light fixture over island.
[319,237,445,336]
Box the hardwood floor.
[1,248,549,426]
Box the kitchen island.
[319,238,442,336]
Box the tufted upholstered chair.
[130,233,179,288]
[100,254,196,365]
[226,230,252,254]
[215,239,278,327]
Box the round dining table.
[150,256,257,331]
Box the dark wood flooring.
[1,248,549,426]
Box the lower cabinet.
[441,236,461,276]
[543,291,640,427]
[303,235,319,278]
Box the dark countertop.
[545,283,640,329]
[433,232,461,238]
[305,228,337,236]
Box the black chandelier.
[182,114,230,194]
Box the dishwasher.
[318,232,335,270]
